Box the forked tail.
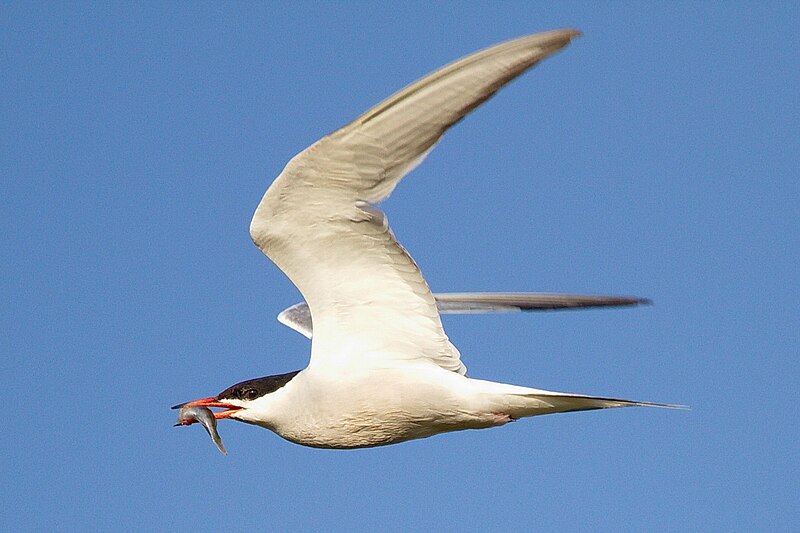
[471,379,687,419]
[511,392,686,418]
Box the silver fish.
[174,405,227,455]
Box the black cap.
[217,370,301,402]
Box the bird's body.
[238,367,501,449]
[174,29,681,452]
[233,367,651,449]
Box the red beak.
[171,397,244,423]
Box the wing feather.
[251,31,581,374]
[277,293,650,338]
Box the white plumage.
[174,30,682,451]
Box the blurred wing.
[277,292,650,339]
[251,30,581,374]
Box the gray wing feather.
[277,292,650,338]
[434,292,651,313]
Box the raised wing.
[278,293,651,339]
[250,30,581,375]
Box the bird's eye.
[242,388,259,401]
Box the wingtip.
[649,403,690,411]
[613,296,653,307]
[509,29,581,56]
[549,28,582,43]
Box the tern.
[174,29,680,450]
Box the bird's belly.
[270,372,505,449]
[277,410,498,449]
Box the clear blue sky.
[2,2,798,531]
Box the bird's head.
[172,370,300,425]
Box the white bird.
[173,29,681,450]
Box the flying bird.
[173,29,680,451]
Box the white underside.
[231,365,657,449]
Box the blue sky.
[2,2,798,531]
